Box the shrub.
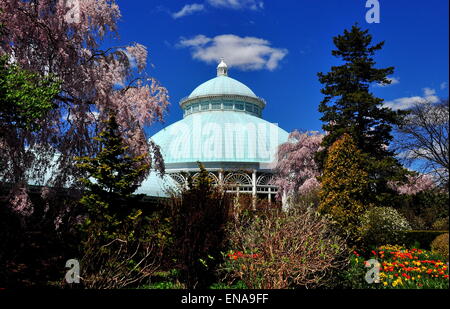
[0,185,85,288]
[170,163,232,289]
[432,217,449,231]
[431,233,449,261]
[79,207,172,289]
[318,134,372,246]
[222,207,347,289]
[359,207,411,248]
[285,187,321,211]
[395,190,449,230]
[401,230,449,250]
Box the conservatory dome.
[141,59,289,199]
[149,59,288,169]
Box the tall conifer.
[317,24,407,201]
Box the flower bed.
[351,245,449,289]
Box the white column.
[218,170,224,185]
[268,187,272,204]
[217,170,224,193]
[281,189,288,211]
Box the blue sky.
[112,0,449,137]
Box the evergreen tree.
[318,133,371,246]
[74,114,172,288]
[75,113,150,237]
[316,24,407,201]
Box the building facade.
[137,60,289,203]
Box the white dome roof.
[188,75,257,98]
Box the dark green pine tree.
[316,24,407,202]
[75,112,150,236]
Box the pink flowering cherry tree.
[272,130,324,207]
[0,0,169,216]
[388,174,437,195]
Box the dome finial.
[217,58,228,76]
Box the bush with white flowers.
[359,207,411,247]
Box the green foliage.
[289,186,321,210]
[209,280,247,289]
[401,230,449,250]
[318,133,371,245]
[316,24,407,203]
[75,113,150,237]
[359,207,411,248]
[139,281,185,289]
[432,217,449,231]
[0,55,60,131]
[339,253,376,289]
[395,190,449,230]
[170,162,232,289]
[137,268,185,289]
[430,233,449,261]
[74,113,169,288]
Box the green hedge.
[401,230,449,250]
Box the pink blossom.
[272,131,324,198]
[9,187,34,217]
[0,0,169,191]
[298,177,321,195]
[389,174,437,195]
[126,43,148,72]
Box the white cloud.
[207,0,264,10]
[384,87,439,110]
[172,3,205,19]
[376,77,400,87]
[178,34,287,71]
[179,34,212,46]
[440,81,448,90]
[423,87,436,96]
